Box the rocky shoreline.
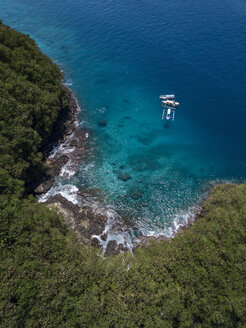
[28,86,79,195]
[34,86,119,254]
[34,85,204,255]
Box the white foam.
[49,145,58,157]
[81,163,95,173]
[38,184,79,204]
[90,199,201,254]
[90,205,134,254]
[150,206,200,239]
[63,79,73,86]
[59,159,77,177]
[48,131,76,160]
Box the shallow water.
[1,0,246,239]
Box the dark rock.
[41,86,79,157]
[34,177,54,195]
[68,116,76,124]
[69,139,78,147]
[130,189,143,200]
[117,244,129,253]
[105,240,118,256]
[98,120,107,127]
[117,244,124,251]
[133,235,170,251]
[101,233,107,241]
[66,128,74,135]
[46,195,107,247]
[118,172,131,181]
[91,238,101,248]
[49,155,69,176]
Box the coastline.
[34,84,207,255]
[1,17,245,327]
[35,85,113,251]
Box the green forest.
[0,21,245,328]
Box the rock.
[45,158,53,166]
[69,139,78,147]
[66,127,74,135]
[101,233,107,241]
[105,241,129,255]
[69,116,76,124]
[91,238,101,248]
[105,240,118,256]
[117,244,129,253]
[130,189,143,200]
[34,177,54,195]
[133,235,170,251]
[118,172,131,181]
[46,194,108,247]
[98,120,107,127]
[49,155,69,176]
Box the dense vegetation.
[0,21,245,328]
[0,19,68,199]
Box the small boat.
[160,94,179,121]
[161,100,179,108]
[162,108,175,121]
[159,94,175,100]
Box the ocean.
[1,0,246,245]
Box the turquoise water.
[1,0,246,237]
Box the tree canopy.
[0,20,67,199]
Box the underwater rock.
[98,120,107,127]
[96,79,107,84]
[78,187,105,200]
[130,189,143,200]
[118,172,131,181]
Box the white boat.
[160,94,179,121]
[159,94,175,100]
[162,108,175,121]
[161,100,179,108]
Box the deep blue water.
[1,0,246,237]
